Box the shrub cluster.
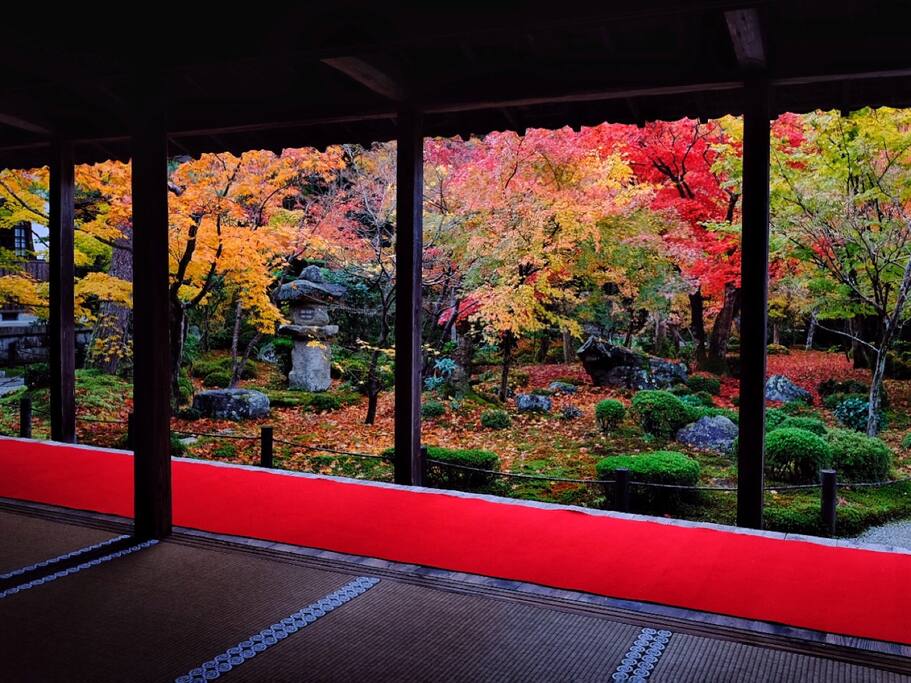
[834,397,884,434]
[480,408,511,430]
[826,429,892,482]
[818,378,869,397]
[774,416,828,436]
[202,370,232,388]
[595,399,625,431]
[421,400,446,418]
[766,343,790,355]
[595,450,700,511]
[631,390,692,439]
[686,375,721,395]
[764,407,788,431]
[383,446,501,490]
[764,428,831,483]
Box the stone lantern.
[276,265,346,391]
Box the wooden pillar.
[394,109,424,486]
[736,77,771,529]
[131,77,172,539]
[48,138,76,443]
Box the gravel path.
[848,520,911,551]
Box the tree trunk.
[562,328,574,363]
[772,321,781,346]
[364,345,382,425]
[228,299,243,388]
[535,334,550,363]
[868,349,888,437]
[805,309,818,350]
[169,303,186,405]
[89,228,133,374]
[654,316,667,355]
[689,290,706,364]
[706,284,741,369]
[497,332,515,402]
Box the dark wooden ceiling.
[2,1,910,168]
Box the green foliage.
[191,354,257,381]
[384,446,500,490]
[765,408,788,431]
[480,409,511,430]
[263,389,359,412]
[595,450,700,485]
[902,433,911,450]
[596,450,700,511]
[170,433,187,457]
[668,383,692,396]
[823,392,866,410]
[421,400,446,418]
[331,348,393,394]
[834,397,884,434]
[774,416,828,436]
[764,482,911,536]
[766,343,790,355]
[24,363,50,390]
[764,428,832,483]
[531,387,554,396]
[177,371,194,405]
[212,442,237,459]
[202,370,232,388]
[686,375,721,395]
[595,399,625,431]
[780,400,814,416]
[826,429,892,482]
[630,390,692,439]
[687,406,739,423]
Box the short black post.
[127,412,135,451]
[260,426,274,468]
[614,468,630,513]
[821,469,837,537]
[19,396,32,439]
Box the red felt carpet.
[1,437,909,645]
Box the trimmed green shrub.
[595,399,625,431]
[309,393,345,413]
[767,343,789,355]
[170,433,188,457]
[596,451,700,511]
[191,355,256,380]
[384,446,500,489]
[775,416,828,436]
[687,406,739,424]
[421,400,446,418]
[765,407,788,431]
[826,429,892,482]
[764,428,831,483]
[834,397,884,434]
[687,375,721,395]
[631,390,692,439]
[202,370,232,388]
[669,384,692,396]
[480,408,511,430]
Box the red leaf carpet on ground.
[1,437,909,645]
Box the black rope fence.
[9,399,911,537]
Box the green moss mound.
[764,428,831,483]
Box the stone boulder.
[577,336,687,390]
[548,381,578,394]
[192,388,270,421]
[515,393,552,413]
[676,415,738,453]
[765,375,812,404]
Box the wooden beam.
[725,8,765,70]
[393,108,424,486]
[736,77,771,529]
[322,56,406,101]
[48,138,76,444]
[131,75,172,539]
